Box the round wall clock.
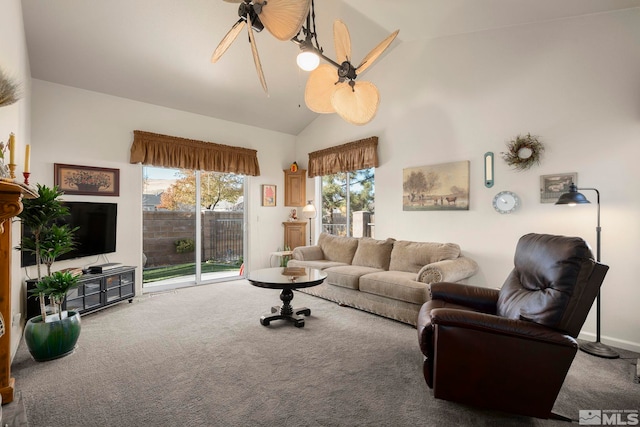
[493,191,520,214]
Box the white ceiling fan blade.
[333,19,352,64]
[211,19,246,63]
[255,0,311,41]
[247,14,268,94]
[304,64,343,113]
[331,81,380,125]
[356,29,399,75]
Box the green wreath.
[501,133,544,171]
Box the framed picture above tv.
[54,163,120,196]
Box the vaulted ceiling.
[21,0,640,135]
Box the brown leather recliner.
[417,233,609,419]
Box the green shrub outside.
[174,239,195,253]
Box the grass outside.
[143,262,240,283]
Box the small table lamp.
[302,200,317,246]
[555,183,618,359]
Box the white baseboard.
[578,331,640,354]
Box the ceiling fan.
[304,20,399,125]
[211,0,311,94]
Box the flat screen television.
[21,201,117,267]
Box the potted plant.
[16,184,75,317]
[16,184,82,361]
[23,271,81,361]
[30,223,78,276]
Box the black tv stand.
[26,266,136,319]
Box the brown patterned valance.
[129,130,261,176]
[307,136,378,178]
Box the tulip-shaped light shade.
[302,200,317,245]
[297,50,320,71]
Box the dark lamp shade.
[555,183,591,205]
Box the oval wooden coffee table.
[247,267,327,328]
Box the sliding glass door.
[142,166,245,291]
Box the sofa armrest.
[291,245,325,261]
[416,256,479,284]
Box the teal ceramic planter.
[24,311,81,362]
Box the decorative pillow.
[351,238,396,270]
[318,233,359,264]
[389,241,460,273]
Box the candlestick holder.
[23,172,30,186]
[8,163,16,180]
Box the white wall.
[296,9,640,351]
[29,79,297,293]
[0,0,32,358]
[8,4,640,356]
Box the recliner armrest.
[430,308,577,348]
[430,282,499,314]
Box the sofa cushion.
[359,271,430,305]
[351,237,395,270]
[324,265,384,290]
[389,241,461,273]
[318,233,359,264]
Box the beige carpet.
[10,280,640,427]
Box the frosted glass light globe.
[297,51,320,71]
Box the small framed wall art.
[539,173,577,203]
[54,163,120,196]
[262,184,276,207]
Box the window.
[321,168,374,237]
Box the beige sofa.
[287,233,479,326]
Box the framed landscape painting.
[54,163,120,196]
[403,160,470,211]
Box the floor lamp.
[555,183,619,359]
[302,200,317,246]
